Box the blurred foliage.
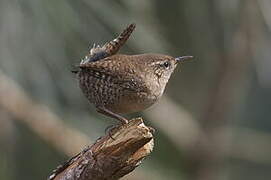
[1,0,271,180]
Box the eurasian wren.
[73,24,192,124]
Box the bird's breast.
[108,79,164,114]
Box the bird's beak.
[175,56,193,63]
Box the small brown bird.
[73,24,192,124]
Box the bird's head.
[139,53,193,84]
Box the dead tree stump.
[48,118,154,180]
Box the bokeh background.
[1,0,271,180]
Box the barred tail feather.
[80,23,136,65]
[104,23,136,55]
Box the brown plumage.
[74,24,192,123]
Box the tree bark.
[48,118,154,180]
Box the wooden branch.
[48,118,154,180]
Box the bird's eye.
[162,61,170,68]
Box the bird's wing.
[79,58,149,93]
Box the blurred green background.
[1,0,271,180]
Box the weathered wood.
[48,118,154,180]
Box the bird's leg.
[96,106,129,124]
